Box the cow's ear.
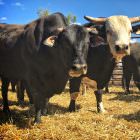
[43,36,57,47]
[89,34,106,47]
[24,24,37,52]
[34,18,45,50]
[94,36,106,47]
[135,29,140,34]
[132,24,140,34]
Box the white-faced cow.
[84,16,140,60]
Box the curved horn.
[84,16,106,24]
[129,17,140,23]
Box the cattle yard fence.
[109,35,140,87]
[109,60,135,87]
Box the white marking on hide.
[99,102,105,113]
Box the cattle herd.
[0,12,140,124]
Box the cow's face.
[68,25,90,77]
[84,15,140,60]
[105,16,131,59]
[44,25,91,77]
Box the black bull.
[122,43,140,94]
[69,24,140,113]
[0,13,91,123]
[69,44,116,113]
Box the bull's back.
[0,24,26,78]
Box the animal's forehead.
[105,16,131,30]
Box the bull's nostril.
[115,45,121,52]
[125,45,128,50]
[83,66,87,70]
[72,65,77,71]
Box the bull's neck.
[56,45,72,71]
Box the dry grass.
[0,86,140,140]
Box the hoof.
[41,109,48,116]
[124,90,131,94]
[98,109,107,114]
[68,106,75,112]
[33,119,41,124]
[69,100,76,112]
[17,101,25,107]
[3,109,13,123]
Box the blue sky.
[0,0,140,24]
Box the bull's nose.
[115,45,129,52]
[72,64,87,72]
[124,45,129,50]
[115,45,121,52]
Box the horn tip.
[84,16,87,19]
[84,16,91,21]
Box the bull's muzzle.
[113,44,130,61]
[115,44,130,55]
[69,64,87,77]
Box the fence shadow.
[109,93,140,102]
[115,110,140,122]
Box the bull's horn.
[130,17,140,23]
[84,16,106,23]
[43,36,57,47]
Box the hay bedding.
[0,86,140,140]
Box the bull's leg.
[94,89,105,113]
[11,81,16,92]
[123,72,132,94]
[34,94,43,123]
[24,82,33,104]
[1,77,10,113]
[17,81,25,106]
[41,98,49,116]
[69,92,79,112]
[1,77,13,122]
[104,84,109,93]
[133,73,140,92]
[34,106,42,123]
[69,77,81,112]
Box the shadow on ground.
[115,110,140,122]
[109,92,140,102]
[0,102,81,129]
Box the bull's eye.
[106,30,112,36]
[106,30,109,34]
[129,29,132,34]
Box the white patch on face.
[105,16,132,57]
